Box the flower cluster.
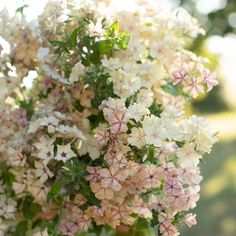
[0,0,217,235]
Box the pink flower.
[149,196,165,212]
[183,189,199,210]
[108,109,129,134]
[203,71,218,91]
[172,68,187,85]
[139,165,161,189]
[178,166,202,185]
[100,165,127,191]
[58,219,78,236]
[90,182,114,200]
[76,214,91,231]
[132,197,153,219]
[184,78,204,98]
[85,166,101,182]
[158,213,179,236]
[167,194,187,213]
[184,213,197,228]
[163,177,182,195]
[104,152,128,167]
[96,129,110,147]
[157,163,176,180]
[159,221,179,236]
[11,108,28,127]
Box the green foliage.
[83,66,117,108]
[16,5,29,15]
[135,218,150,231]
[47,159,100,206]
[47,215,65,236]
[162,83,178,96]
[47,180,64,203]
[173,212,185,225]
[88,111,105,130]
[0,163,15,187]
[132,145,158,164]
[49,18,130,82]
[149,100,162,117]
[104,21,131,50]
[23,196,41,219]
[13,221,28,236]
[15,98,34,119]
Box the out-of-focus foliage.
[175,0,236,113]
[180,0,236,36]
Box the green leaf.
[16,5,29,15]
[79,180,100,206]
[13,221,28,236]
[135,218,150,231]
[149,101,162,117]
[146,145,155,163]
[162,84,178,96]
[98,40,114,54]
[23,196,41,219]
[15,98,34,119]
[70,28,80,47]
[116,33,130,49]
[1,168,15,187]
[47,180,63,202]
[105,21,119,34]
[145,22,153,27]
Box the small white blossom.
[128,103,149,122]
[128,127,146,148]
[69,61,86,83]
[55,143,76,163]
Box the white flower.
[0,195,16,219]
[55,143,77,163]
[122,76,141,97]
[128,127,146,148]
[29,181,48,205]
[177,143,199,159]
[34,136,55,150]
[101,57,122,70]
[127,38,146,59]
[56,125,86,140]
[78,135,100,160]
[69,61,86,83]
[34,137,55,165]
[161,106,184,119]
[136,89,153,108]
[41,64,68,84]
[41,116,60,133]
[122,62,139,75]
[110,69,141,98]
[128,103,149,122]
[37,145,54,165]
[28,118,43,133]
[34,161,54,183]
[88,19,105,36]
[37,47,49,62]
[177,143,201,167]
[100,97,126,119]
[160,118,183,141]
[142,115,166,147]
[195,130,215,154]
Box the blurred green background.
[167,0,236,235]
